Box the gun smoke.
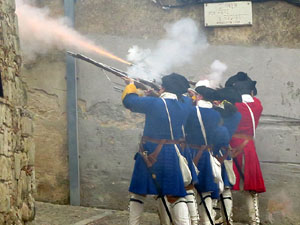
[207,60,228,88]
[16,1,226,86]
[126,18,208,83]
[15,0,130,64]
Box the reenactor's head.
[214,87,242,104]
[213,87,242,117]
[233,80,257,96]
[161,73,190,99]
[225,71,257,96]
[192,79,216,102]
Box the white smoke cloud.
[126,18,208,83]
[207,60,228,88]
[16,0,125,64]
[16,0,72,61]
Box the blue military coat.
[123,93,193,196]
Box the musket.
[67,51,161,92]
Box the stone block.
[14,153,21,180]
[21,202,30,221]
[0,21,9,48]
[0,214,4,224]
[0,156,12,181]
[17,178,22,207]
[26,193,35,221]
[7,49,17,67]
[13,36,21,58]
[0,132,4,154]
[14,76,26,106]
[12,110,22,134]
[23,137,33,153]
[6,67,15,80]
[0,183,10,213]
[0,48,4,60]
[6,209,22,225]
[10,178,17,206]
[21,152,29,168]
[3,106,12,128]
[20,171,29,197]
[6,0,16,12]
[27,173,32,193]
[11,132,21,153]
[2,79,14,103]
[30,170,37,194]
[21,116,33,137]
[1,129,12,156]
[0,104,5,124]
[25,138,35,166]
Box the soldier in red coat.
[225,72,266,225]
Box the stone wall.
[20,0,69,204]
[21,53,69,204]
[20,0,300,224]
[0,0,35,224]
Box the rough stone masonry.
[0,0,35,224]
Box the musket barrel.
[67,51,195,92]
[67,51,157,91]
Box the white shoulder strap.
[161,98,174,140]
[196,106,208,145]
[243,102,256,138]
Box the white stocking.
[211,199,218,223]
[128,194,146,225]
[244,191,260,225]
[221,188,233,224]
[186,189,199,225]
[170,197,191,225]
[197,192,213,225]
[157,197,171,225]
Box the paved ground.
[27,202,160,225]
[27,201,247,225]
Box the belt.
[189,144,210,151]
[139,136,184,168]
[189,144,210,165]
[231,133,253,158]
[216,147,231,164]
[232,133,253,140]
[141,136,185,145]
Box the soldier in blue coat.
[211,87,242,224]
[122,73,192,225]
[158,94,200,225]
[185,80,221,225]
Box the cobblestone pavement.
[28,201,247,225]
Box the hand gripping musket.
[67,51,161,92]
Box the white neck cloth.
[197,100,213,108]
[160,92,178,100]
[242,94,254,103]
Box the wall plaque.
[204,1,252,27]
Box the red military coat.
[230,96,266,193]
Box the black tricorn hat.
[233,80,257,95]
[162,73,190,96]
[225,72,257,95]
[214,87,242,104]
[195,86,216,101]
